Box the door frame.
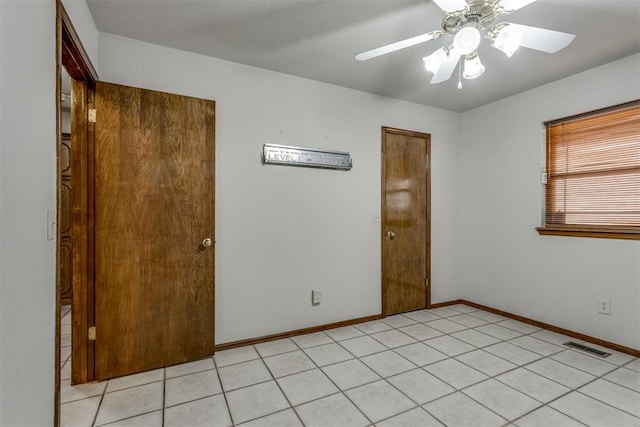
[56,0,99,395]
[58,1,217,387]
[380,126,431,316]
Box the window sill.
[536,226,640,241]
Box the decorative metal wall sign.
[262,144,352,170]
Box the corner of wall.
[1,0,58,424]
[457,54,640,350]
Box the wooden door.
[94,82,215,380]
[381,127,430,316]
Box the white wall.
[97,33,462,344]
[0,1,57,425]
[460,53,640,350]
[0,3,636,424]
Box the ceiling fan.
[356,0,575,84]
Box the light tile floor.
[59,304,640,426]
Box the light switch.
[47,208,56,241]
[372,211,380,223]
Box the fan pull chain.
[457,61,463,89]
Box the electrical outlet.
[598,298,611,315]
[312,289,322,306]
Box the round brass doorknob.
[202,238,212,247]
[387,231,395,239]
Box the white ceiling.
[86,0,640,112]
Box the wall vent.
[563,341,611,358]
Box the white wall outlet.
[598,298,611,315]
[311,289,322,306]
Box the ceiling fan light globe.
[453,27,481,55]
[493,26,523,57]
[423,48,448,74]
[463,53,485,79]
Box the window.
[537,101,640,240]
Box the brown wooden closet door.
[382,127,430,316]
[94,82,215,380]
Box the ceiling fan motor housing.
[441,0,500,33]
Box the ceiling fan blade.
[355,31,443,61]
[506,23,575,53]
[432,0,468,12]
[431,50,461,84]
[499,0,537,12]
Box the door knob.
[386,231,395,239]
[202,238,213,247]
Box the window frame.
[536,100,640,241]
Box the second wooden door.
[382,127,430,316]
[94,82,216,380]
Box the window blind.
[544,101,640,230]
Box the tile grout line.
[227,308,516,425]
[362,328,456,424]
[59,305,639,427]
[510,342,640,425]
[211,354,237,426]
[256,341,309,427]
[292,330,376,426]
[572,389,640,421]
[381,312,518,425]
[92,380,165,426]
[342,309,506,426]
[212,322,628,402]
[223,332,377,425]
[376,308,631,426]
[424,307,557,425]
[571,359,640,420]
[90,384,106,427]
[145,308,615,423]
[463,322,620,410]
[509,367,622,426]
[161,366,166,426]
